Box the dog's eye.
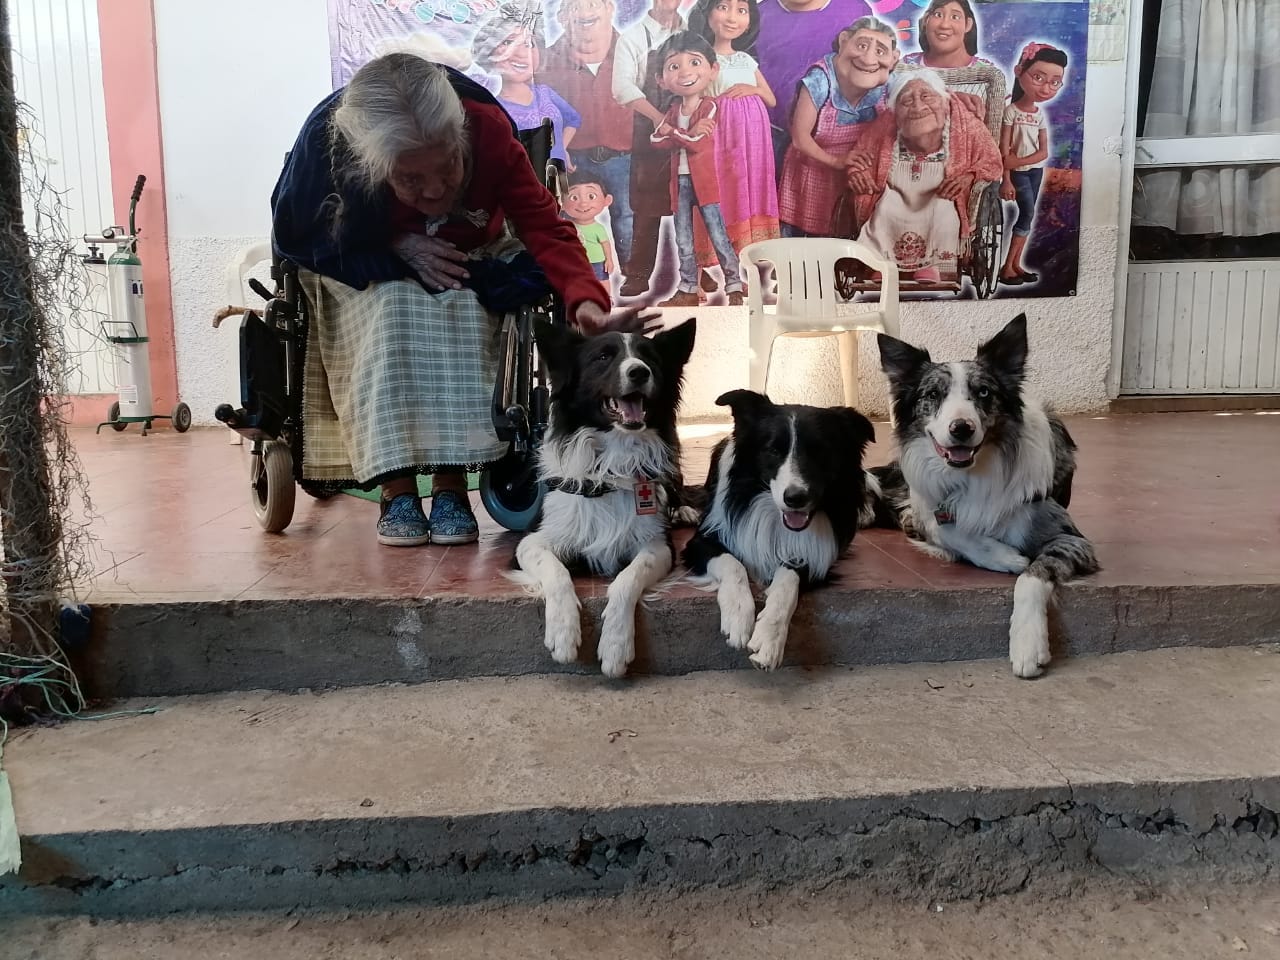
[977,387,991,399]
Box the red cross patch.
[633,478,657,516]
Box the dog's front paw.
[719,580,756,650]
[984,545,1030,575]
[598,601,636,678]
[671,505,702,528]
[544,597,582,664]
[1009,614,1050,679]
[746,612,787,671]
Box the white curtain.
[1133,0,1280,237]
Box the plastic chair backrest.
[743,236,898,321]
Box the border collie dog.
[683,390,876,670]
[514,318,696,678]
[869,313,1100,678]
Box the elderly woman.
[271,54,644,547]
[845,69,1001,282]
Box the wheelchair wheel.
[251,440,296,533]
[969,184,1004,300]
[171,402,192,433]
[107,401,127,432]
[479,454,544,532]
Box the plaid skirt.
[299,273,508,485]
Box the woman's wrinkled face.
[895,80,947,144]
[835,28,898,94]
[492,26,539,82]
[388,143,465,217]
[923,2,972,54]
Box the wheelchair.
[831,63,1008,301]
[214,119,565,535]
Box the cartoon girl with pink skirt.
[686,0,781,298]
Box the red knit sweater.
[390,100,608,314]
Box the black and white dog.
[683,389,876,670]
[514,318,697,678]
[868,313,1100,678]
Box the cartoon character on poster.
[562,173,618,289]
[326,0,1089,302]
[998,41,1068,288]
[648,33,746,306]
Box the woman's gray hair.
[834,15,899,53]
[887,67,949,109]
[331,53,468,192]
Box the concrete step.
[4,646,1278,915]
[82,579,1280,698]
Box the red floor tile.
[69,410,1280,602]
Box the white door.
[10,0,116,395]
[1119,0,1280,395]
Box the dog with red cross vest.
[513,318,698,677]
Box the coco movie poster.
[329,0,1088,305]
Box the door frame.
[1107,0,1150,399]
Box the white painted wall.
[155,0,1124,423]
[153,0,330,423]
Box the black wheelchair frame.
[215,119,565,534]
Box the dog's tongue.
[945,446,976,465]
[783,510,810,531]
[617,396,645,423]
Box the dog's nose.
[627,364,651,386]
[949,418,975,441]
[782,485,809,509]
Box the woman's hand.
[574,301,663,336]
[1000,179,1016,201]
[393,234,471,291]
[847,163,876,194]
[954,92,986,122]
[721,83,760,100]
[937,174,974,202]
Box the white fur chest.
[536,428,674,575]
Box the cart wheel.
[479,454,544,532]
[250,440,296,533]
[171,402,192,433]
[108,401,127,432]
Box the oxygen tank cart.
[85,174,192,437]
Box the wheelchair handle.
[249,278,273,302]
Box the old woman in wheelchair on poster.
[843,68,1002,287]
[268,53,649,547]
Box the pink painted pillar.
[95,0,178,419]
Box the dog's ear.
[653,317,696,369]
[877,332,930,384]
[837,408,875,455]
[976,313,1028,383]
[534,319,583,388]
[715,389,774,424]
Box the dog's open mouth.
[606,394,647,430]
[932,436,981,468]
[782,509,812,532]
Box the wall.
[154,0,1124,423]
[152,0,330,423]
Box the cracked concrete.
[80,583,1280,697]
[4,647,1279,915]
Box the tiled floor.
[73,411,1280,603]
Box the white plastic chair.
[221,241,273,445]
[742,237,900,408]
